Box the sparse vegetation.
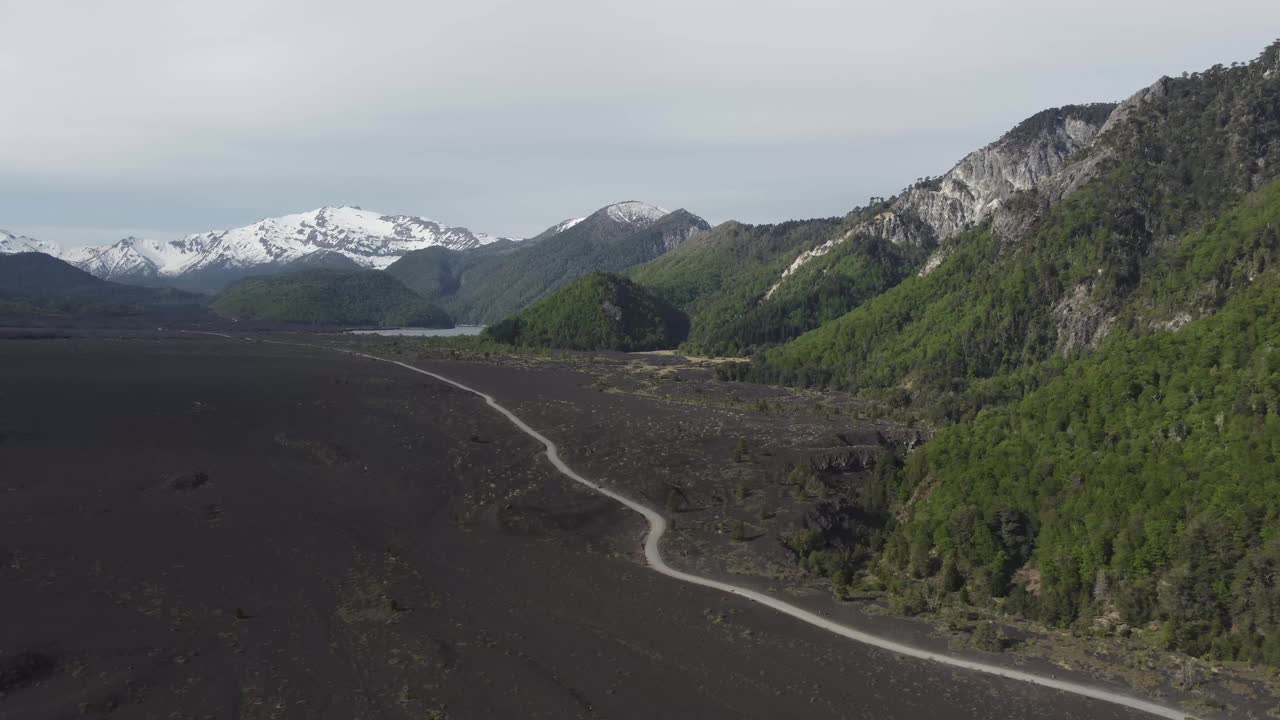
[970,621,1004,652]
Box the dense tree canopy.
[485,272,688,352]
[730,45,1280,667]
[212,269,452,328]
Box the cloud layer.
[3,0,1278,244]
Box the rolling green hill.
[0,252,211,322]
[485,272,688,351]
[211,269,452,327]
[631,214,924,356]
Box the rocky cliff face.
[886,104,1116,249]
[653,213,710,252]
[765,104,1116,297]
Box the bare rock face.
[770,105,1117,294]
[887,105,1114,248]
[1023,79,1171,214]
[655,221,706,253]
[1052,282,1114,353]
[1097,78,1169,137]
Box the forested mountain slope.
[211,269,452,328]
[0,252,210,322]
[629,218,858,355]
[743,41,1280,667]
[387,202,708,324]
[888,231,1280,665]
[632,105,1116,357]
[751,43,1280,412]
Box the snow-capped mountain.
[64,236,202,280]
[176,206,501,274]
[0,229,63,257]
[0,206,508,288]
[2,202,687,296]
[524,202,670,244]
[604,200,670,227]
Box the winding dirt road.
[207,334,1188,719]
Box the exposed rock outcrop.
[887,104,1115,248]
[769,104,1116,294]
[1052,282,1114,353]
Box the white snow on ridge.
[605,201,669,226]
[548,216,586,234]
[0,229,63,257]
[0,206,511,281]
[4,201,684,284]
[69,236,208,278]
[178,206,502,273]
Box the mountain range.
[628,103,1120,356]
[0,251,212,326]
[0,206,508,292]
[0,202,704,309]
[4,37,1280,676]
[387,201,710,323]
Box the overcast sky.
[2,1,1278,246]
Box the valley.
[3,31,1280,720]
[0,334,1173,719]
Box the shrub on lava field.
[970,620,1005,652]
[889,584,929,617]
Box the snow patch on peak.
[175,206,505,273]
[65,235,197,279]
[604,201,669,226]
[0,229,63,257]
[550,217,586,234]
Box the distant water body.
[347,326,486,337]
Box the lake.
[346,325,486,337]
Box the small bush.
[889,585,929,617]
[970,620,1005,652]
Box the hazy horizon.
[3,1,1279,248]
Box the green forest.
[212,269,453,328]
[746,52,1280,412]
[485,271,688,352]
[631,212,925,357]
[388,208,709,324]
[0,252,211,322]
[887,268,1280,664]
[717,43,1280,667]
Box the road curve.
[203,334,1188,720]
